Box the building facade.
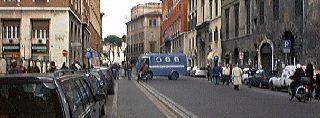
[126,3,162,64]
[186,0,222,67]
[160,0,188,54]
[221,0,320,70]
[0,0,102,68]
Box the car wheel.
[269,82,275,90]
[148,71,153,80]
[259,82,263,88]
[170,72,179,80]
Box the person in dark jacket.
[28,61,40,73]
[48,61,56,73]
[61,62,69,70]
[305,62,314,100]
[69,62,78,71]
[211,62,222,85]
[8,61,18,74]
[17,61,27,74]
[290,64,306,100]
[206,64,212,82]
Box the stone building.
[221,0,320,70]
[126,3,162,64]
[160,0,188,54]
[186,0,222,67]
[0,0,103,68]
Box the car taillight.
[0,115,9,118]
[263,77,267,80]
[107,78,112,80]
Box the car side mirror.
[95,93,107,101]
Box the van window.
[165,57,171,62]
[156,57,162,63]
[174,57,179,62]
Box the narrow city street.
[105,75,320,118]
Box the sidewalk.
[107,76,166,117]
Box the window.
[209,0,213,19]
[62,80,84,114]
[149,19,157,26]
[32,20,49,39]
[214,28,218,42]
[156,57,162,63]
[295,0,303,16]
[273,0,279,21]
[234,4,239,37]
[215,0,218,16]
[2,20,20,39]
[174,57,180,62]
[165,57,171,62]
[259,1,264,24]
[225,9,230,39]
[245,0,251,34]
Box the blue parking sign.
[282,40,291,49]
[84,51,93,59]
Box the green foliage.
[103,35,124,46]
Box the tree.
[103,35,123,46]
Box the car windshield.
[0,83,63,118]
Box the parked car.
[89,67,115,95]
[0,70,107,118]
[269,66,295,90]
[190,67,207,77]
[251,70,278,88]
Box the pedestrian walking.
[248,65,254,88]
[70,62,78,71]
[28,61,40,73]
[127,62,132,80]
[17,61,27,74]
[8,61,18,74]
[48,61,56,73]
[61,62,69,70]
[232,64,243,90]
[222,64,231,85]
[211,62,222,85]
[206,64,212,82]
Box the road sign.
[62,50,68,56]
[84,51,93,59]
[282,40,291,53]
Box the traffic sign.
[62,50,68,56]
[282,40,291,53]
[84,51,93,59]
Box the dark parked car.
[89,67,115,95]
[251,70,278,88]
[0,70,107,118]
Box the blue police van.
[136,53,187,80]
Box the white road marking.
[137,81,199,118]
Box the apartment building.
[160,0,188,53]
[0,0,102,68]
[186,0,222,67]
[221,0,320,70]
[126,3,162,64]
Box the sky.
[101,0,161,38]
